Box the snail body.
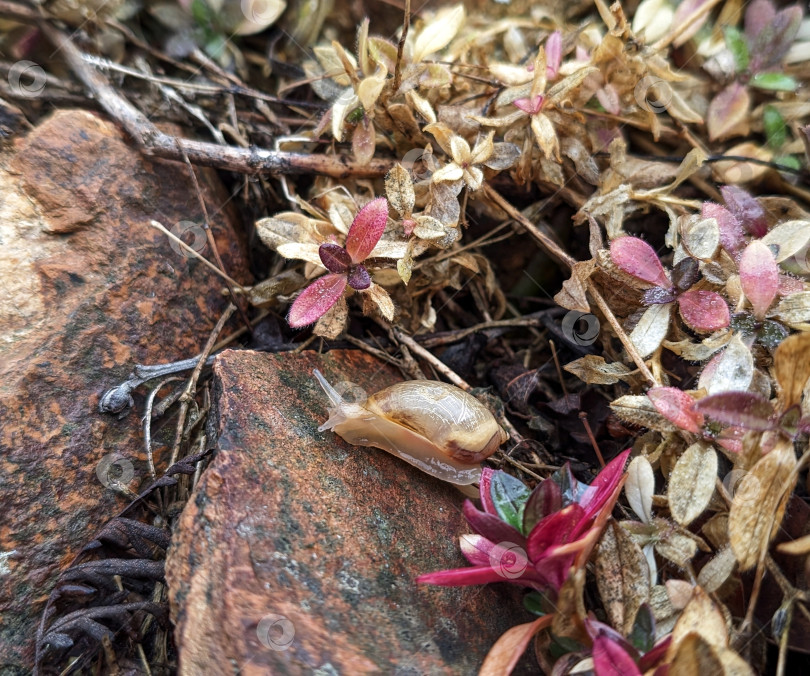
[313,369,507,485]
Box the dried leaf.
[312,294,348,339]
[596,521,651,635]
[698,334,754,396]
[761,220,810,263]
[564,355,632,385]
[728,440,797,570]
[625,455,655,524]
[478,616,552,676]
[611,394,677,433]
[363,282,395,321]
[773,291,810,328]
[413,4,465,63]
[707,83,750,142]
[696,546,736,593]
[630,303,672,358]
[668,442,717,526]
[554,260,595,313]
[773,332,810,408]
[385,164,415,218]
[351,119,376,166]
[739,240,779,319]
[668,586,728,657]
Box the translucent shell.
[313,370,507,485]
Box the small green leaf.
[763,105,787,149]
[490,471,531,533]
[774,155,801,171]
[750,72,798,92]
[629,604,656,654]
[191,0,213,26]
[549,633,586,659]
[724,26,749,72]
[523,591,550,616]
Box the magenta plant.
[287,197,389,327]
[417,449,631,599]
[610,236,730,332]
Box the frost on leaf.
[739,240,779,319]
[610,237,671,288]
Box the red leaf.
[479,468,498,516]
[739,240,779,318]
[462,499,526,548]
[694,391,776,430]
[578,448,632,520]
[702,201,745,254]
[707,82,750,142]
[593,635,642,676]
[648,387,704,433]
[346,264,371,290]
[610,237,671,287]
[526,504,584,561]
[720,185,768,237]
[416,565,519,587]
[287,273,347,328]
[678,289,730,332]
[345,197,389,263]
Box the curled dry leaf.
[728,440,797,570]
[668,442,717,526]
[564,355,632,385]
[611,394,678,433]
[596,521,651,635]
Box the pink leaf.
[578,448,632,518]
[416,565,519,587]
[702,202,745,254]
[672,0,713,47]
[318,242,351,273]
[513,95,544,115]
[462,500,526,548]
[345,197,389,263]
[648,387,704,433]
[610,237,671,288]
[479,468,498,515]
[720,185,768,237]
[706,82,750,142]
[678,289,730,332]
[545,31,562,78]
[694,391,776,430]
[745,0,776,42]
[593,635,642,676]
[287,274,347,328]
[739,240,779,318]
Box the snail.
[313,369,507,486]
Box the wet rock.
[166,349,529,675]
[0,109,250,671]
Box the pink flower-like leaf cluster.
[610,237,730,332]
[287,197,389,328]
[417,449,631,596]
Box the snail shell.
[313,369,507,485]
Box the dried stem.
[393,0,411,94]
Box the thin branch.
[393,0,411,94]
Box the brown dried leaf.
[351,119,376,166]
[668,586,728,657]
[596,521,651,634]
[564,355,632,385]
[550,568,588,643]
[362,282,395,321]
[412,4,465,63]
[655,526,697,567]
[313,294,348,339]
[669,442,718,526]
[696,546,736,593]
[773,330,810,408]
[728,440,797,570]
[610,394,678,432]
[385,164,415,218]
[773,291,810,329]
[629,302,672,358]
[553,260,595,313]
[670,634,753,676]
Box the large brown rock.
[166,349,530,675]
[0,109,250,672]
